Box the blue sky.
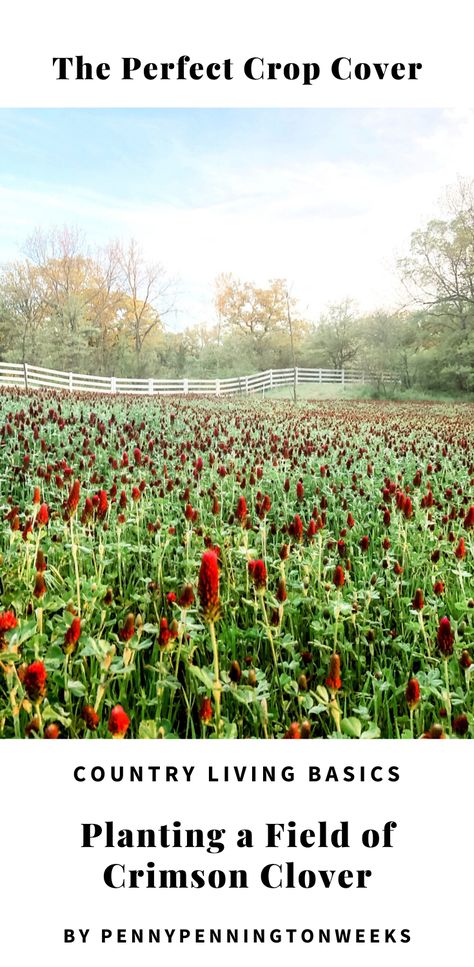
[0,108,473,327]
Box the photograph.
[0,106,472,739]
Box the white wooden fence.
[0,361,380,397]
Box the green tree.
[311,299,360,370]
[0,261,45,363]
[358,310,420,394]
[399,179,474,391]
[116,239,174,372]
[215,274,302,361]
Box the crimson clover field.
[0,390,472,739]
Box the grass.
[263,383,365,400]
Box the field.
[0,389,472,739]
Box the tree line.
[0,180,473,395]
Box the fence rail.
[0,361,389,397]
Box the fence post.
[111,376,117,394]
[341,368,345,389]
[148,379,154,395]
[270,369,273,389]
[68,372,73,392]
[183,378,189,395]
[23,362,29,390]
[319,369,322,383]
[245,375,249,394]
[216,378,220,396]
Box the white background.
[1,2,473,964]
[2,740,472,965]
[0,0,472,107]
